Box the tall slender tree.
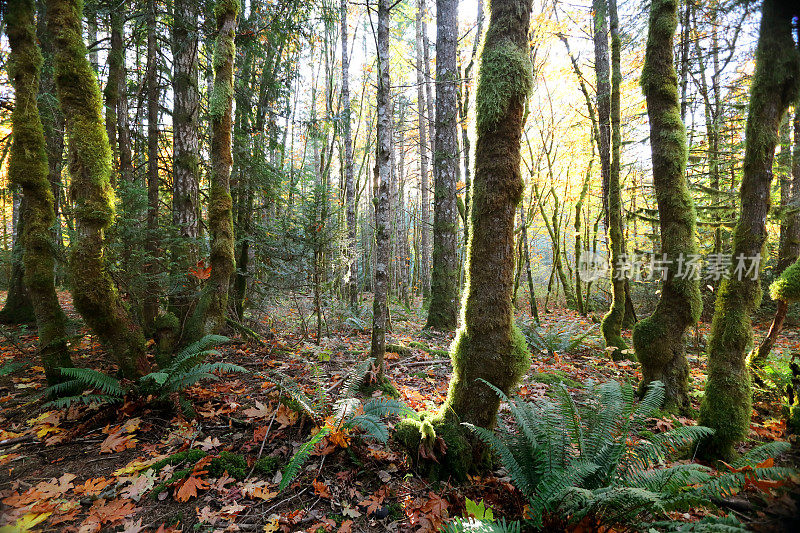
[47,0,149,378]
[699,0,800,459]
[633,0,701,412]
[425,0,459,330]
[171,0,201,322]
[416,0,430,301]
[186,0,239,340]
[341,0,357,308]
[370,0,392,376]
[6,0,72,385]
[397,0,533,477]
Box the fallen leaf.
[175,475,210,502]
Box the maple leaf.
[9,512,52,531]
[175,475,210,502]
[121,518,146,533]
[189,260,212,280]
[120,471,156,501]
[360,487,386,515]
[101,428,137,454]
[312,478,332,499]
[243,400,272,419]
[35,473,76,498]
[197,505,222,525]
[337,519,354,533]
[75,477,112,496]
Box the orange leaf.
[189,260,212,280]
[175,476,210,502]
[313,478,332,499]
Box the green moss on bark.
[185,0,239,343]
[770,258,800,303]
[699,0,800,460]
[7,0,72,384]
[47,0,148,378]
[396,0,534,478]
[633,0,701,412]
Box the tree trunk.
[633,0,701,412]
[0,197,35,324]
[47,0,149,378]
[416,0,430,301]
[699,0,800,460]
[370,0,392,377]
[601,0,628,359]
[341,0,357,308]
[425,0,459,330]
[186,0,239,340]
[171,0,201,324]
[750,102,800,367]
[6,0,73,384]
[143,0,160,329]
[397,0,533,479]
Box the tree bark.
[600,0,628,359]
[143,0,160,329]
[6,0,73,385]
[397,0,533,478]
[699,0,800,460]
[47,0,149,378]
[342,0,357,308]
[633,0,702,412]
[186,0,239,340]
[416,0,430,301]
[171,0,201,323]
[425,0,459,330]
[370,0,392,376]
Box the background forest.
[0,0,799,531]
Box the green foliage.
[43,335,244,409]
[517,318,596,356]
[273,358,418,491]
[0,359,28,376]
[442,517,521,533]
[466,379,793,529]
[770,258,800,303]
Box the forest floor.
[1,291,799,532]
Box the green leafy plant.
[44,335,245,409]
[517,318,596,357]
[467,379,793,530]
[273,358,418,491]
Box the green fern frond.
[441,517,522,533]
[270,371,323,422]
[730,440,790,469]
[362,397,418,420]
[344,357,374,397]
[44,394,121,409]
[45,378,86,398]
[347,414,389,442]
[59,368,124,397]
[175,334,229,362]
[279,427,330,491]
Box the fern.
[441,517,522,533]
[59,368,125,396]
[279,427,330,491]
[467,378,795,530]
[346,414,389,442]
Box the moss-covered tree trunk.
[370,0,391,376]
[6,0,73,384]
[398,0,533,478]
[425,0,459,331]
[47,0,149,378]
[699,0,800,460]
[633,0,701,413]
[600,0,628,360]
[186,0,239,341]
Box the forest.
[0,0,799,530]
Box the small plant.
[44,335,245,409]
[517,318,596,357]
[271,358,418,491]
[467,379,794,530]
[343,304,371,333]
